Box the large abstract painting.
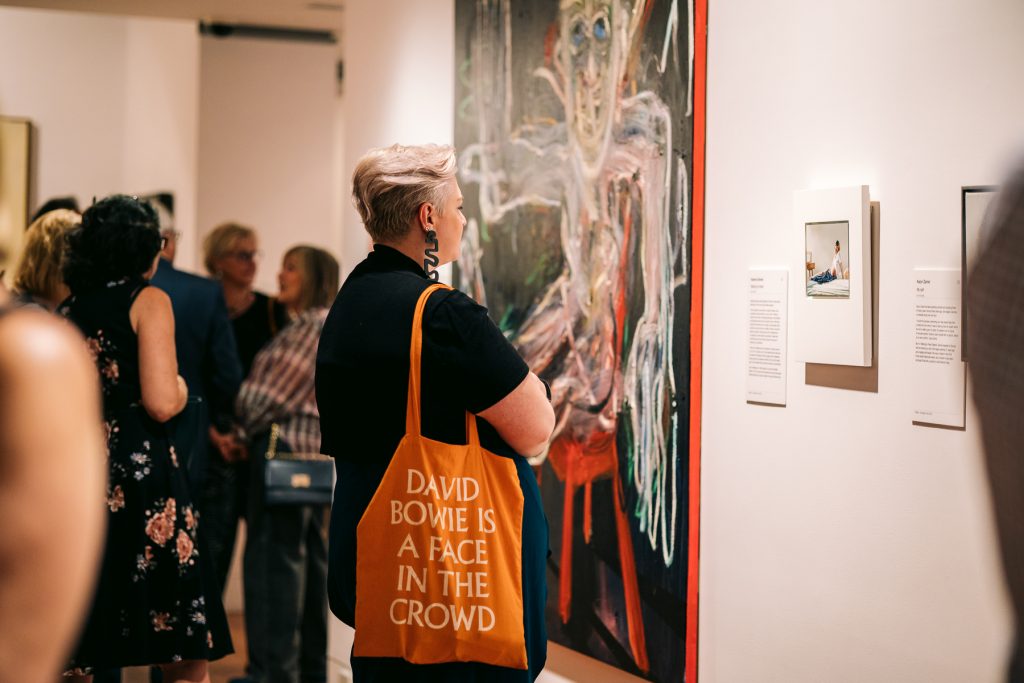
[454,1,706,680]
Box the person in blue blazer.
[151,225,243,490]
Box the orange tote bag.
[353,284,528,669]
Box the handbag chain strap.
[265,422,332,462]
[265,422,281,460]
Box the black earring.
[423,229,440,282]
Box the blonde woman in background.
[201,223,290,598]
[203,223,290,376]
[11,208,80,310]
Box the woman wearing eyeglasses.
[199,223,290,596]
[204,224,290,377]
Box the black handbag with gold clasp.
[262,423,334,505]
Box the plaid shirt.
[236,307,328,455]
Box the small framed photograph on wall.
[805,220,851,299]
[793,185,872,367]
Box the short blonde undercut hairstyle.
[203,222,256,277]
[14,209,80,301]
[351,143,457,242]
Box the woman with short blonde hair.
[317,144,555,681]
[351,143,458,243]
[13,209,80,310]
[202,222,256,278]
[199,220,289,606]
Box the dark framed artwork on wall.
[454,0,708,680]
[961,185,999,361]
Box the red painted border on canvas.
[686,0,707,681]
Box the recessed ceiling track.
[199,21,336,44]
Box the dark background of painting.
[454,2,693,680]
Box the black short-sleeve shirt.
[316,245,529,461]
[316,245,548,681]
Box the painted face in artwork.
[561,0,619,166]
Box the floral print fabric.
[61,279,232,673]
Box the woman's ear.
[417,202,436,232]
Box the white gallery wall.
[121,18,200,271]
[327,0,455,678]
[701,1,1024,682]
[197,34,340,293]
[339,0,457,281]
[0,6,200,269]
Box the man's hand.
[209,425,241,463]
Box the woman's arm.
[0,311,106,680]
[428,290,555,458]
[478,371,555,458]
[131,286,187,422]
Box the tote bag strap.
[405,283,451,436]
[465,406,481,447]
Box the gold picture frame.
[0,117,34,279]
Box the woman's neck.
[222,281,255,317]
[376,237,426,269]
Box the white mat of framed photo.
[793,185,872,367]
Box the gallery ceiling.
[0,0,344,33]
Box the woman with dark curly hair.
[60,195,232,682]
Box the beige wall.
[196,34,340,293]
[122,18,200,270]
[700,0,1024,681]
[0,6,342,283]
[339,0,456,282]
[0,6,200,268]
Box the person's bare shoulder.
[132,284,173,311]
[129,285,174,331]
[0,309,95,387]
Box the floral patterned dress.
[60,278,232,673]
